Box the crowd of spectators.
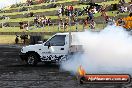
[55,0,132,30]
[26,0,34,6]
[19,22,29,30]
[18,0,132,31]
[0,15,10,20]
[34,15,52,28]
[1,0,132,30]
[19,15,52,30]
[56,4,103,30]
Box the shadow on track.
[6,63,59,69]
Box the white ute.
[19,32,83,65]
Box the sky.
[0,0,26,9]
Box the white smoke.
[61,25,132,74]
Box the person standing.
[90,20,96,30]
[61,5,65,16]
[87,9,94,21]
[99,5,109,23]
[69,4,74,16]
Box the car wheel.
[26,53,38,66]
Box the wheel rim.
[28,56,35,65]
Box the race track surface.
[0,45,132,88]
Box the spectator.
[124,6,128,12]
[67,4,74,16]
[71,13,76,22]
[58,7,62,17]
[90,20,96,30]
[128,4,132,13]
[41,15,47,27]
[99,5,109,23]
[83,19,88,29]
[47,18,52,25]
[34,15,40,27]
[107,18,115,25]
[28,12,34,17]
[23,22,29,30]
[65,8,69,16]
[92,6,98,14]
[129,13,132,17]
[61,5,65,16]
[58,18,63,30]
[119,0,125,5]
[19,22,24,29]
[38,16,42,26]
[119,4,128,13]
[15,35,19,44]
[74,9,79,17]
[67,5,70,16]
[27,0,33,6]
[69,4,74,16]
[2,15,10,20]
[87,9,94,21]
[120,5,125,12]
[116,18,125,26]
[64,19,68,30]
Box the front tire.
[26,53,38,66]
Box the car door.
[42,35,68,62]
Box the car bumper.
[19,52,26,61]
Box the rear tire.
[26,53,38,66]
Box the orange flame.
[78,66,86,76]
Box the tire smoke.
[61,25,132,74]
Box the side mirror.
[48,42,51,49]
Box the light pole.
[68,14,71,49]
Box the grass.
[97,0,131,5]
[3,0,75,11]
[0,11,129,23]
[0,23,106,44]
[0,35,30,44]
[0,35,16,44]
[0,4,87,16]
[0,0,130,44]
[2,0,131,11]
[1,0,130,16]
[4,0,130,11]
[0,0,130,19]
[0,23,106,32]
[1,0,79,15]
[0,7,59,16]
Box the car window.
[45,35,66,46]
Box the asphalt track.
[0,45,132,88]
